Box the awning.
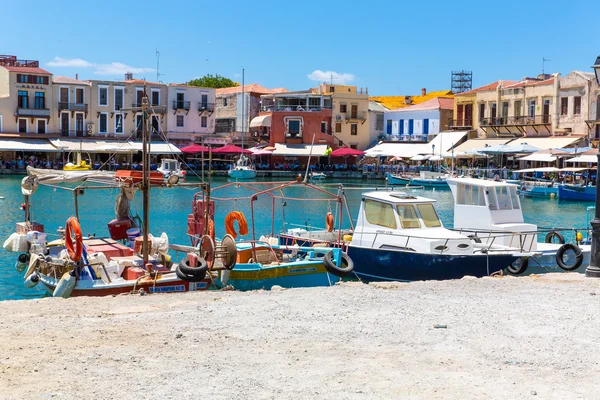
[0,139,61,152]
[508,136,583,150]
[364,131,469,158]
[250,115,272,128]
[517,153,557,162]
[452,139,512,153]
[566,155,597,164]
[127,141,181,154]
[427,131,470,153]
[49,139,140,153]
[272,143,328,156]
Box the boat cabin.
[158,159,180,174]
[352,191,473,254]
[447,177,538,250]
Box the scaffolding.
[451,70,472,94]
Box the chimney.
[125,72,133,81]
[75,73,78,80]
[422,88,427,96]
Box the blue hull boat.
[558,185,596,202]
[409,178,449,189]
[517,184,558,198]
[348,246,518,282]
[385,172,411,185]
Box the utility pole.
[542,57,551,76]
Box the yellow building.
[317,84,370,150]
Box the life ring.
[556,243,583,271]
[323,251,354,278]
[65,216,83,262]
[545,231,565,244]
[326,212,334,233]
[225,211,248,239]
[506,257,529,275]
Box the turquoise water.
[0,175,592,301]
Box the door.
[136,90,144,107]
[177,92,185,109]
[399,119,404,135]
[423,119,429,135]
[201,94,208,110]
[60,87,69,110]
[464,103,473,126]
[457,104,464,126]
[543,99,550,123]
[351,104,358,119]
[61,113,69,136]
[76,113,84,137]
[408,119,414,135]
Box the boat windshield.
[364,199,397,229]
[396,205,421,229]
[416,203,441,228]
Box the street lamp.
[586,55,600,278]
[432,144,435,171]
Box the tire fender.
[545,231,565,244]
[506,257,529,275]
[323,251,354,278]
[555,243,583,271]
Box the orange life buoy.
[65,216,83,262]
[326,212,334,232]
[225,211,249,239]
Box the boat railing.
[453,226,591,250]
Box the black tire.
[175,264,207,282]
[545,231,565,244]
[468,234,482,244]
[177,257,208,277]
[556,243,584,271]
[506,257,529,275]
[323,251,354,278]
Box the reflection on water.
[0,175,592,300]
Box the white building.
[384,97,454,142]
[167,84,216,145]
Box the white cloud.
[47,56,93,68]
[46,57,154,77]
[308,70,355,84]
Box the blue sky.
[1,0,598,95]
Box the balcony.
[0,56,39,68]
[58,102,88,112]
[197,102,215,113]
[480,115,551,135]
[60,129,86,137]
[261,105,332,112]
[449,119,473,130]
[172,101,191,110]
[16,107,50,117]
[344,111,367,122]
[131,102,167,113]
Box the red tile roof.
[1,66,52,75]
[124,79,164,86]
[216,84,288,95]
[53,76,91,85]
[504,77,555,88]
[457,80,517,96]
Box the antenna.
[155,48,165,83]
[542,57,551,75]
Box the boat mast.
[241,67,245,160]
[142,86,150,266]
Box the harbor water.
[0,175,592,301]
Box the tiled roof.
[504,77,554,88]
[124,79,164,86]
[1,66,52,75]
[53,76,91,85]
[216,84,288,95]
[456,80,519,96]
[370,90,453,110]
[389,97,454,112]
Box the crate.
[107,218,132,241]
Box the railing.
[60,129,86,137]
[58,102,88,112]
[479,115,551,126]
[449,119,473,128]
[197,102,215,112]
[132,102,165,108]
[16,107,50,117]
[261,105,332,112]
[172,100,191,110]
[0,56,39,67]
[344,111,367,120]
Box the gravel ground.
[0,273,599,400]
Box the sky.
[2,0,598,96]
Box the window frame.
[115,113,124,134]
[350,123,358,136]
[335,122,342,133]
[560,97,568,115]
[416,203,442,228]
[396,204,421,229]
[36,119,46,134]
[114,87,124,111]
[321,121,327,134]
[201,115,208,128]
[99,112,108,133]
[17,118,27,133]
[98,85,109,107]
[574,96,581,115]
[364,199,397,229]
[339,103,347,113]
[176,115,184,127]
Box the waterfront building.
[370,89,454,112]
[0,55,53,136]
[166,84,216,145]
[383,96,454,142]
[215,84,287,147]
[558,71,598,142]
[53,75,91,137]
[368,101,387,147]
[254,90,334,162]
[320,84,369,150]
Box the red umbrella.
[330,147,365,157]
[180,144,210,154]
[211,144,252,154]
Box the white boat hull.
[228,168,257,180]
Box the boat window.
[417,203,441,228]
[487,188,498,210]
[510,187,520,209]
[364,199,397,229]
[396,205,421,229]
[457,184,467,204]
[457,184,485,206]
[470,185,486,206]
[497,186,512,210]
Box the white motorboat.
[157,158,186,179]
[228,155,257,180]
[447,177,590,274]
[310,172,327,180]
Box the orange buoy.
[326,212,334,232]
[225,211,249,239]
[65,216,83,262]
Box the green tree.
[186,74,239,88]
